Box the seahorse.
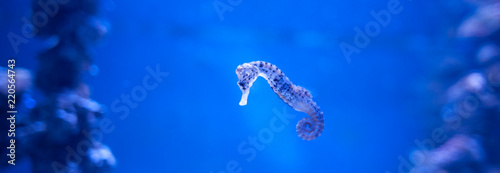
[236,61,324,140]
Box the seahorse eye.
[238,81,246,87]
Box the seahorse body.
[235,61,324,140]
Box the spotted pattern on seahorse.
[236,61,324,140]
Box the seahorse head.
[236,63,259,106]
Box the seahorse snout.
[239,89,250,106]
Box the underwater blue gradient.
[0,0,477,172]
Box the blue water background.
[0,0,474,172]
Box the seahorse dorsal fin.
[296,86,313,98]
